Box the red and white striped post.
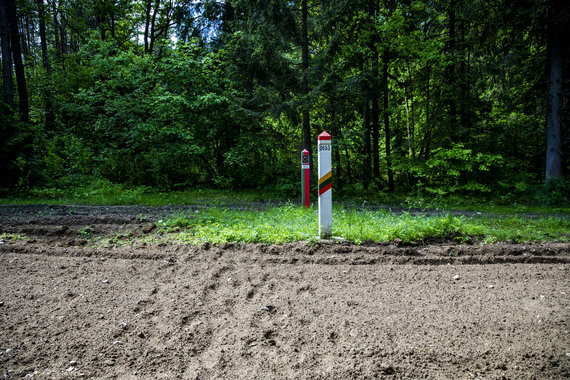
[301,149,310,208]
[318,132,332,238]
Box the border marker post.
[301,149,310,208]
[318,131,332,238]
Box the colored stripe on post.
[318,171,332,196]
[319,182,332,196]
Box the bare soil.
[1,205,569,379]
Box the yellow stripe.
[318,171,332,185]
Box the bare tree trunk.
[19,14,29,60]
[362,100,371,189]
[157,0,173,58]
[370,12,380,182]
[447,0,458,141]
[301,0,311,155]
[0,0,14,107]
[422,65,432,160]
[144,0,151,53]
[383,49,394,192]
[51,0,62,63]
[222,0,234,34]
[6,0,29,122]
[149,0,161,54]
[545,20,564,180]
[37,0,54,130]
[58,1,66,60]
[331,104,342,189]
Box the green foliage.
[4,0,566,199]
[539,178,570,205]
[42,134,93,187]
[418,144,504,193]
[0,102,37,194]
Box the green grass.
[155,205,570,245]
[0,183,279,206]
[1,182,568,245]
[4,183,567,216]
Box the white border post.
[318,131,332,239]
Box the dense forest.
[1,0,568,201]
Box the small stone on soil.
[102,279,109,284]
[113,340,123,345]
[488,284,494,289]
[453,275,460,280]
[142,223,156,234]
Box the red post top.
[302,149,309,155]
[318,131,331,141]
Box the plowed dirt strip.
[1,242,569,379]
[1,205,569,379]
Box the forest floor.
[1,205,569,379]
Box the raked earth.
[1,205,569,379]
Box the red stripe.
[304,169,310,207]
[318,182,332,196]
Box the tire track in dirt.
[1,239,569,266]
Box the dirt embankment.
[1,205,569,379]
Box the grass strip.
[158,205,570,245]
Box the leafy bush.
[539,178,570,205]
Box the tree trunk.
[362,99,371,189]
[37,0,54,130]
[301,0,311,155]
[222,0,234,34]
[6,0,29,122]
[0,0,14,108]
[149,0,161,55]
[57,0,66,61]
[331,104,342,189]
[422,65,431,160]
[545,20,563,180]
[383,49,394,192]
[370,35,380,181]
[144,0,151,53]
[19,14,30,60]
[447,0,458,142]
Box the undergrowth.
[155,205,570,245]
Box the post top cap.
[318,131,331,140]
[302,149,309,154]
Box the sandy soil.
[1,205,569,379]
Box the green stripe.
[318,177,332,191]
